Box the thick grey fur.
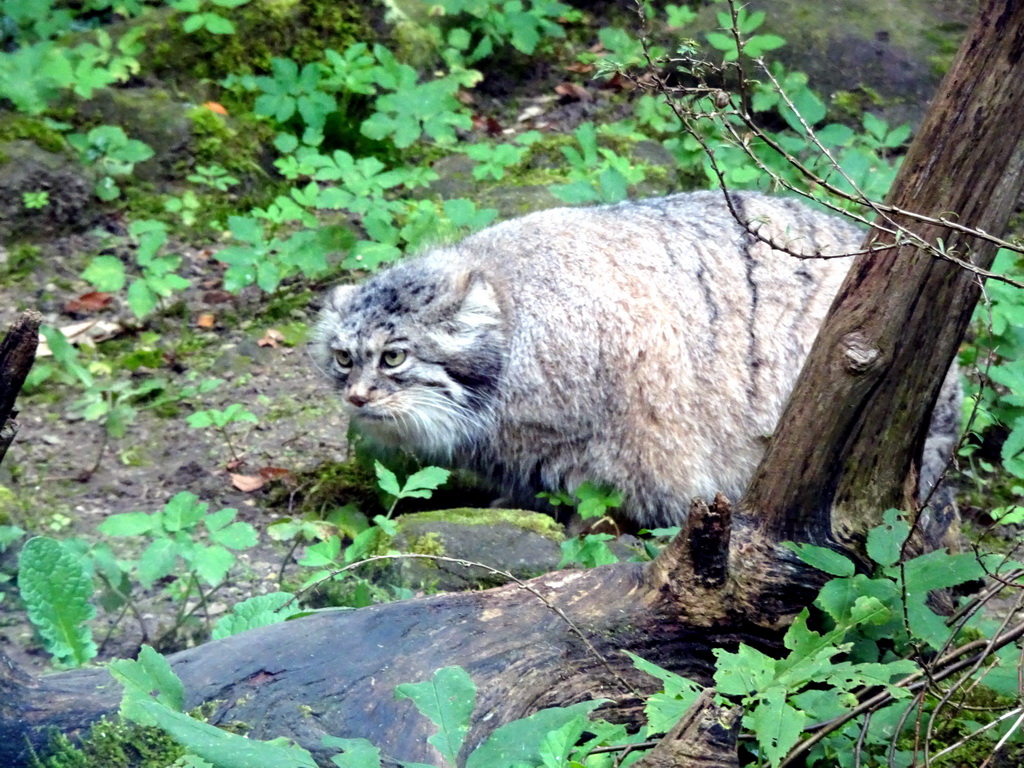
[313,190,961,528]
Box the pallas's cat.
[313,191,960,528]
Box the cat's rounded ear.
[452,270,501,329]
[325,283,357,312]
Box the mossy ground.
[30,718,185,768]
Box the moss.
[3,242,43,280]
[187,106,272,182]
[402,531,446,557]
[133,0,382,87]
[29,716,185,768]
[274,458,383,517]
[0,113,67,154]
[402,508,565,541]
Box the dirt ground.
[0,230,358,671]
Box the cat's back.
[431,191,864,513]
[450,190,859,415]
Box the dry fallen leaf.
[196,313,216,329]
[230,473,265,492]
[65,292,113,313]
[554,82,591,102]
[565,61,594,74]
[259,466,294,484]
[37,319,123,356]
[202,289,233,304]
[472,114,503,136]
[258,328,285,347]
[203,101,228,115]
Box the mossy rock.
[118,0,386,87]
[0,140,99,240]
[691,0,972,127]
[74,88,195,183]
[381,507,565,591]
[0,112,66,154]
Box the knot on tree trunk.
[840,331,881,374]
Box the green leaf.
[99,510,158,537]
[866,509,910,566]
[110,644,185,719]
[466,700,605,768]
[324,737,382,768]
[212,592,300,639]
[228,215,264,245]
[744,33,786,57]
[187,411,214,428]
[82,254,127,291]
[113,647,317,768]
[189,544,235,586]
[163,491,207,532]
[126,279,158,318]
[785,542,855,576]
[209,520,258,550]
[394,666,476,766]
[748,687,808,767]
[137,538,180,587]
[203,13,234,34]
[374,460,401,497]
[399,466,451,499]
[713,643,777,696]
[18,536,97,667]
[628,652,703,734]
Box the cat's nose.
[347,388,370,407]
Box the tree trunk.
[2,2,1024,766]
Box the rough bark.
[747,1,1024,550]
[1,2,1023,766]
[632,689,741,768]
[0,311,40,465]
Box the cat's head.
[313,259,506,458]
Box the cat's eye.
[381,349,406,368]
[333,349,352,367]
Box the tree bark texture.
[2,2,1024,766]
[0,311,40,465]
[746,0,1024,551]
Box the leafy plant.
[187,402,259,464]
[540,482,624,567]
[21,190,49,208]
[464,130,540,180]
[170,0,251,35]
[550,122,648,204]
[110,646,317,768]
[67,125,154,201]
[433,0,579,63]
[37,325,170,444]
[97,491,258,601]
[82,219,191,319]
[627,512,995,767]
[295,463,450,606]
[705,6,786,61]
[17,535,97,667]
[211,591,302,639]
[360,46,471,149]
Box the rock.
[728,0,973,127]
[0,140,99,240]
[382,508,565,592]
[74,88,194,183]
